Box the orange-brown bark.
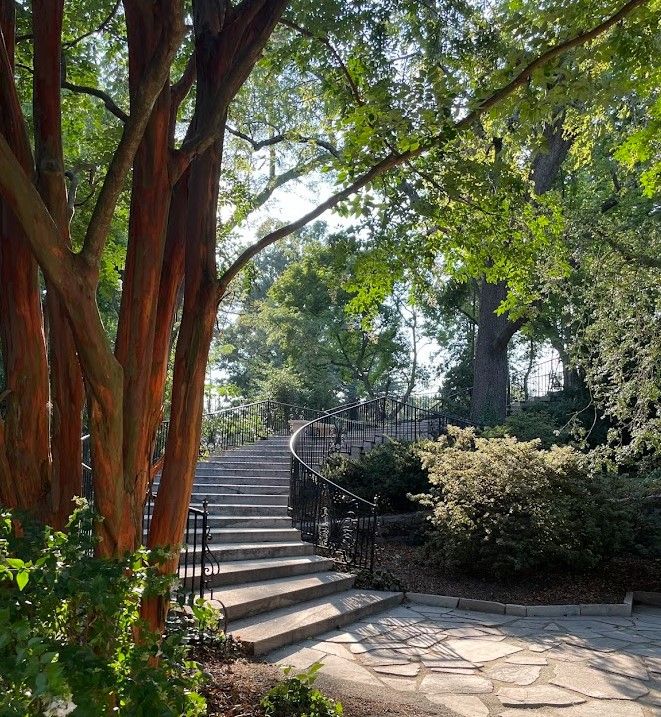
[146,170,188,450]
[115,4,178,545]
[0,7,51,513]
[33,1,85,528]
[144,144,222,629]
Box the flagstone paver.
[266,603,661,716]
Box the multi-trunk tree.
[0,0,651,630]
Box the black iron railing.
[509,356,564,404]
[289,396,472,571]
[82,400,329,599]
[200,399,328,454]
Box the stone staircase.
[189,434,402,655]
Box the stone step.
[210,555,334,586]
[229,589,403,655]
[191,484,289,496]
[201,540,315,562]
[212,447,291,458]
[192,474,290,486]
[205,515,291,529]
[198,462,291,471]
[203,461,291,471]
[207,527,301,544]
[215,572,355,621]
[195,466,290,477]
[190,493,288,505]
[179,554,335,589]
[193,503,288,516]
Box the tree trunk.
[470,117,573,424]
[115,5,176,545]
[144,144,222,630]
[0,6,51,513]
[32,0,85,528]
[470,279,513,425]
[146,170,189,461]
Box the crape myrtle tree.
[0,0,651,630]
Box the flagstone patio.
[266,601,661,716]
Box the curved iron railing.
[143,400,329,599]
[289,396,471,571]
[199,399,328,455]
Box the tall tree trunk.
[470,280,516,425]
[146,170,189,462]
[0,4,51,513]
[115,5,175,545]
[470,117,573,424]
[32,0,85,528]
[144,143,222,630]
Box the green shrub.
[0,502,206,716]
[482,408,566,449]
[261,662,343,717]
[323,441,428,513]
[413,427,639,578]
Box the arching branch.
[61,80,128,122]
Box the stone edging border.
[406,590,661,618]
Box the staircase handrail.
[289,400,379,510]
[289,395,472,571]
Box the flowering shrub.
[413,427,639,577]
[0,502,206,716]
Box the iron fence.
[200,399,327,455]
[289,396,474,571]
[509,356,564,404]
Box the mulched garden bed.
[374,540,661,605]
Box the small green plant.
[0,501,207,716]
[261,662,343,717]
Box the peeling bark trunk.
[144,144,222,630]
[32,0,84,528]
[0,6,51,513]
[146,171,189,452]
[115,7,176,545]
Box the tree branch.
[61,80,128,122]
[226,124,340,157]
[278,17,364,106]
[173,0,289,171]
[597,228,661,269]
[0,133,76,290]
[171,51,196,113]
[216,0,647,298]
[217,151,410,298]
[454,0,648,132]
[62,0,121,49]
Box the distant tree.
[216,232,425,406]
